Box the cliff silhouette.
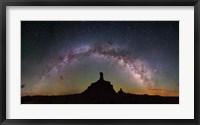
[22,72,179,104]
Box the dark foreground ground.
[21,93,179,104]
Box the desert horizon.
[21,21,179,104]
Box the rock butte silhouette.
[21,72,179,104]
[82,72,117,97]
[118,88,125,95]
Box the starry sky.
[21,21,179,97]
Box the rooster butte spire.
[99,72,104,81]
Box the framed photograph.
[0,0,199,124]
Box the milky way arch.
[37,42,158,90]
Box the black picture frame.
[0,0,199,124]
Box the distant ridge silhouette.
[82,72,116,97]
[21,72,179,104]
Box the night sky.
[21,21,179,97]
